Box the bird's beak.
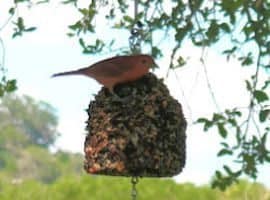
[151,62,159,69]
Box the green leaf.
[67,33,75,37]
[12,31,22,38]
[262,80,270,90]
[245,80,252,91]
[5,79,17,92]
[197,118,208,123]
[215,170,222,178]
[239,53,253,66]
[17,17,25,30]
[197,118,213,131]
[36,0,49,4]
[261,133,268,144]
[175,27,187,42]
[0,79,17,97]
[151,46,162,59]
[177,56,186,67]
[217,148,233,156]
[265,64,270,69]
[62,0,77,5]
[228,109,242,117]
[220,142,229,148]
[12,17,37,38]
[69,22,80,30]
[222,46,237,55]
[254,90,269,103]
[243,23,253,39]
[123,15,133,23]
[259,109,270,122]
[220,22,230,33]
[206,20,219,43]
[78,38,86,48]
[223,165,233,175]
[217,123,227,138]
[14,0,29,3]
[242,57,253,66]
[79,8,88,16]
[0,84,4,97]
[106,8,115,19]
[213,113,225,121]
[228,118,237,126]
[95,39,105,52]
[25,27,37,32]
[233,170,242,178]
[9,7,15,15]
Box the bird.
[52,54,156,94]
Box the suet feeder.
[84,73,186,177]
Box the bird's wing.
[87,56,134,77]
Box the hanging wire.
[131,176,139,200]
[129,0,143,54]
[129,1,141,198]
[134,0,138,19]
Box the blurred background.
[0,0,270,199]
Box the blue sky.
[1,1,269,187]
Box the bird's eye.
[141,59,147,64]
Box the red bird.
[52,54,156,93]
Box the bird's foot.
[111,93,132,103]
[107,87,132,103]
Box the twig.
[0,3,18,74]
[243,4,262,137]
[166,43,180,77]
[251,113,261,137]
[0,37,6,73]
[243,50,261,136]
[200,54,221,112]
[0,14,14,31]
[172,69,193,121]
[194,12,221,112]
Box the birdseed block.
[84,73,187,177]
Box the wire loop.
[129,0,143,53]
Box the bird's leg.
[108,87,122,101]
[108,86,131,103]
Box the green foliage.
[0,94,83,184]
[0,124,83,184]
[254,90,269,103]
[0,126,31,175]
[0,94,59,148]
[1,0,270,190]
[12,17,37,38]
[19,145,62,183]
[259,109,270,123]
[0,78,17,97]
[54,151,83,175]
[0,0,49,98]
[0,94,269,198]
[78,38,105,54]
[0,176,269,200]
[197,107,270,189]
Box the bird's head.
[138,55,158,69]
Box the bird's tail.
[51,70,83,78]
